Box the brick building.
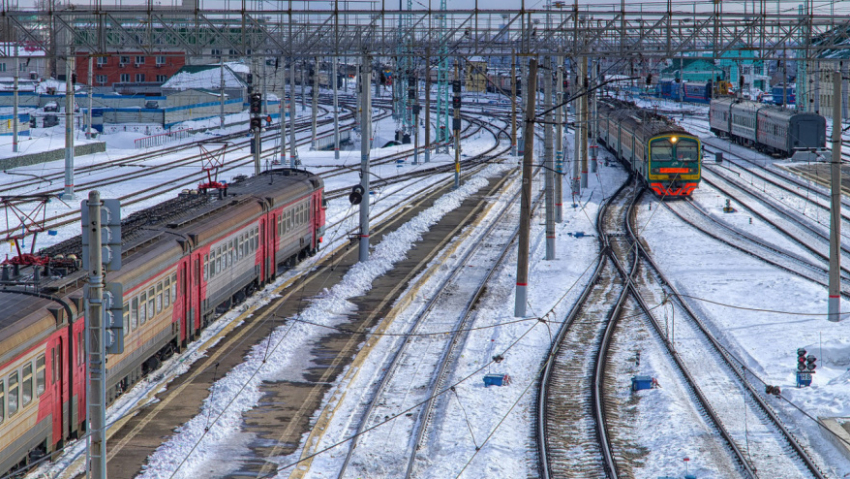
[74,51,186,91]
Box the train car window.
[676,140,700,162]
[22,363,32,407]
[254,228,259,250]
[164,278,171,308]
[131,297,139,331]
[171,274,177,302]
[0,380,4,424]
[140,293,147,324]
[36,355,45,397]
[230,241,235,266]
[148,288,155,319]
[8,372,18,417]
[216,248,222,274]
[77,333,83,365]
[157,283,163,314]
[123,305,130,336]
[203,255,209,281]
[52,348,57,382]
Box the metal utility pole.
[13,48,19,151]
[425,46,431,163]
[511,49,518,156]
[515,58,537,318]
[829,68,842,322]
[581,56,589,189]
[411,74,420,164]
[590,59,598,173]
[86,56,93,141]
[280,63,287,165]
[63,53,75,200]
[87,191,106,479]
[555,61,563,223]
[219,58,225,129]
[359,53,372,263]
[311,57,319,150]
[333,57,340,159]
[544,58,556,260]
[453,60,461,189]
[572,63,581,199]
[301,63,306,111]
[290,58,298,167]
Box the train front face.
[646,133,701,197]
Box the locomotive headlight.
[670,136,678,143]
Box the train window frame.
[0,380,4,424]
[140,292,147,325]
[157,283,163,314]
[230,240,235,266]
[171,274,177,303]
[131,297,139,331]
[22,363,32,407]
[36,355,45,397]
[123,304,130,336]
[164,278,171,308]
[8,371,18,417]
[203,254,209,281]
[216,247,222,274]
[77,332,84,365]
[148,287,155,320]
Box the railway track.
[34,111,509,479]
[538,180,802,478]
[1,105,492,244]
[633,190,828,479]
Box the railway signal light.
[250,117,262,130]
[102,282,125,354]
[349,185,364,205]
[452,80,461,93]
[807,355,817,371]
[452,96,461,109]
[247,73,253,85]
[81,198,122,272]
[250,93,262,114]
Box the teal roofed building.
[659,58,722,83]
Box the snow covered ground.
[13,92,850,479]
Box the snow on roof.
[0,42,46,57]
[224,62,250,74]
[161,64,247,91]
[36,79,82,93]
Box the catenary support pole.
[290,57,298,167]
[829,68,842,322]
[515,58,537,318]
[359,53,371,263]
[87,190,106,479]
[311,56,319,150]
[280,60,287,165]
[555,60,563,222]
[333,57,340,159]
[86,56,92,141]
[220,58,225,129]
[511,49,517,156]
[301,63,306,111]
[13,48,19,151]
[544,57,556,260]
[453,60,461,189]
[425,47,431,163]
[590,59,598,173]
[581,55,589,189]
[63,53,75,200]
[572,63,581,200]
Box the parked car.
[43,115,59,127]
[43,101,59,112]
[144,100,160,109]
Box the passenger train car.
[0,168,325,477]
[709,97,826,156]
[655,80,712,104]
[598,99,702,197]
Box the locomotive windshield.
[676,139,700,161]
[650,138,674,161]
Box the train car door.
[193,257,201,332]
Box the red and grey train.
[0,168,325,476]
